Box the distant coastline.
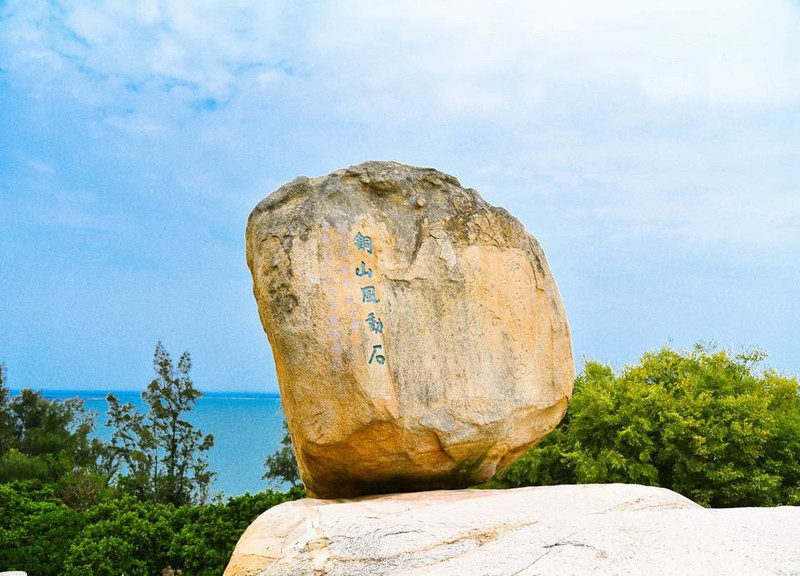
[9,389,282,400]
[6,388,286,495]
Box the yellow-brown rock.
[246,161,573,498]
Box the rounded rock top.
[247,161,574,498]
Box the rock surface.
[246,162,573,498]
[224,484,800,576]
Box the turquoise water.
[38,389,287,497]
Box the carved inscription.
[354,231,386,365]
[355,261,372,278]
[365,312,383,334]
[361,286,380,303]
[354,232,373,254]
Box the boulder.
[246,161,573,498]
[224,484,800,575]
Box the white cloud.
[307,0,800,119]
[1,0,294,103]
[4,0,799,113]
[20,154,55,175]
[2,0,799,252]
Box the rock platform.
[224,483,800,575]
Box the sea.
[34,389,287,498]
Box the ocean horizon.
[12,388,288,498]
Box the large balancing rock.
[246,161,573,498]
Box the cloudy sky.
[2,1,799,392]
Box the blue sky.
[1,1,799,392]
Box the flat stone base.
[224,484,800,575]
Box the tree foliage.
[106,341,215,505]
[169,487,305,576]
[262,414,301,488]
[0,361,12,453]
[0,365,105,485]
[0,482,85,576]
[0,350,305,575]
[62,495,180,576]
[490,344,800,507]
[0,481,303,576]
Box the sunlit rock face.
[246,161,574,499]
[224,484,800,576]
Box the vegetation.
[489,344,800,507]
[0,481,303,576]
[263,413,301,488]
[4,342,800,573]
[106,341,215,505]
[0,345,305,575]
[0,363,105,489]
[167,486,304,576]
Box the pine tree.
[107,342,215,505]
[262,413,301,488]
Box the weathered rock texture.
[246,162,573,498]
[224,484,800,576]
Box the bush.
[490,344,800,507]
[63,496,180,576]
[0,482,86,576]
[0,481,305,576]
[169,487,305,576]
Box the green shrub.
[0,481,305,576]
[62,496,179,576]
[169,488,305,576]
[490,344,800,507]
[0,482,86,576]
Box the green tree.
[107,341,215,505]
[7,389,99,464]
[489,344,800,508]
[0,361,17,455]
[0,365,106,485]
[263,414,301,488]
